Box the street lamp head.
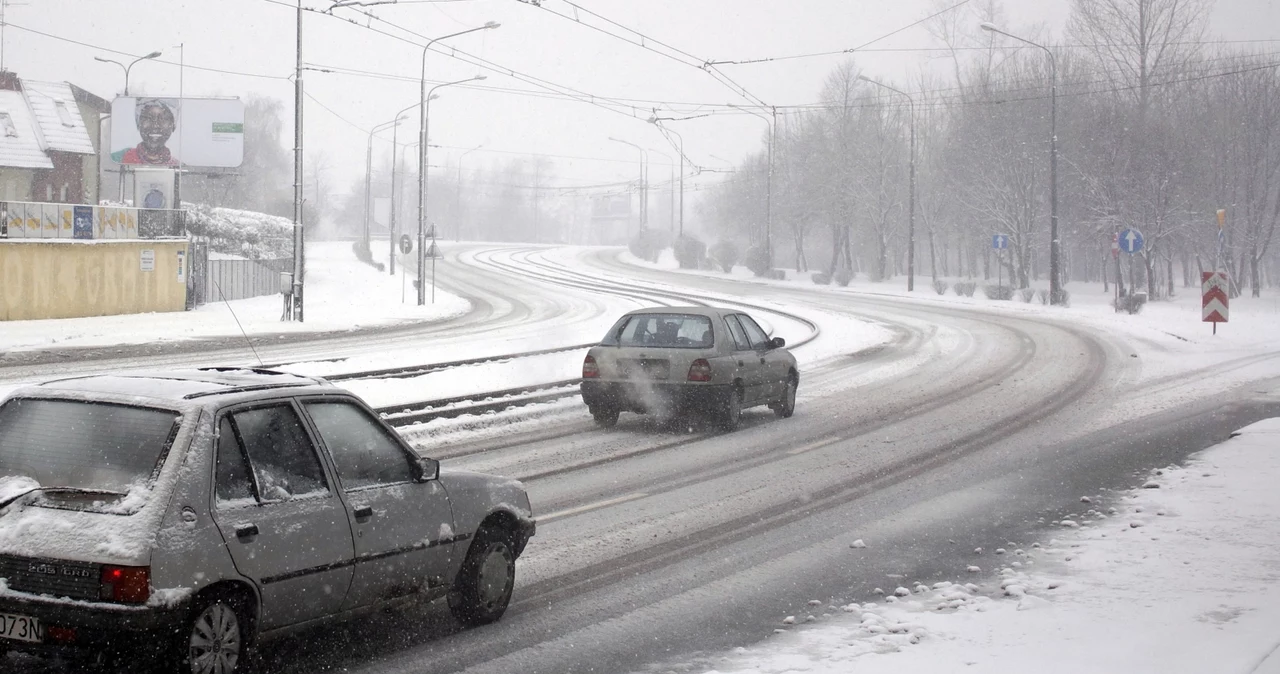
[93,56,113,64]
[979,22,998,32]
[472,74,487,81]
[483,21,500,29]
[857,74,873,83]
[646,116,658,124]
[143,50,163,59]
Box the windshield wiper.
[0,486,128,510]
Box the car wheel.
[591,405,620,428]
[774,376,797,418]
[720,386,743,431]
[179,593,249,674]
[449,527,516,627]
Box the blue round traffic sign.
[1119,228,1144,254]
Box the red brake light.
[583,355,600,379]
[100,565,150,604]
[687,359,712,382]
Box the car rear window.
[606,314,714,349]
[0,398,180,502]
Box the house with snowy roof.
[0,71,108,205]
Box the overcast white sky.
[5,0,1279,198]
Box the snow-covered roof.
[0,90,53,169]
[32,369,331,403]
[22,80,94,155]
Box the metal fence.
[197,251,293,305]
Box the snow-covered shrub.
[983,284,1014,300]
[184,204,292,259]
[1115,292,1146,314]
[351,240,386,272]
[954,281,977,297]
[833,269,853,286]
[628,228,668,262]
[673,234,707,270]
[812,272,831,285]
[709,240,740,273]
[1037,289,1051,305]
[744,244,771,277]
[1020,288,1036,302]
[932,279,948,295]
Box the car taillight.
[583,355,600,379]
[100,565,150,604]
[687,359,712,382]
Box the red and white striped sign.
[1202,271,1229,323]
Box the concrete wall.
[0,239,188,320]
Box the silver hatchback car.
[580,307,799,429]
[0,368,535,673]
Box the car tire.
[774,376,797,418]
[720,386,743,431]
[177,592,250,674]
[449,527,516,627]
[591,405,620,428]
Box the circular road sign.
[399,234,413,255]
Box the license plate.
[0,612,42,643]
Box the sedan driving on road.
[0,368,535,674]
[581,307,799,429]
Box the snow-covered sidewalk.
[0,240,469,353]
[681,419,1280,674]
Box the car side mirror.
[770,336,786,349]
[413,457,440,482]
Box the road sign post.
[1202,271,1229,335]
[1119,228,1144,301]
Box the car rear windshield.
[0,398,180,500]
[604,313,714,349]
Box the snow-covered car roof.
[15,368,333,406]
[621,306,738,318]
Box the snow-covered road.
[7,243,1280,674]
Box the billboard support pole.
[291,0,305,322]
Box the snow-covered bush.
[1037,289,1051,305]
[833,269,853,286]
[812,272,831,285]
[184,204,292,259]
[673,234,707,270]
[983,284,1014,300]
[1115,292,1146,314]
[628,228,669,262]
[933,279,948,295]
[709,240,740,273]
[351,241,386,272]
[1020,288,1037,302]
[955,281,977,297]
[744,244,771,277]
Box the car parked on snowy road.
[580,307,799,429]
[0,368,535,674]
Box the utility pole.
[533,161,541,243]
[292,0,305,321]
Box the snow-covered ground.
[664,417,1280,674]
[0,239,470,353]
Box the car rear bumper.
[581,380,730,416]
[0,591,185,656]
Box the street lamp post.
[646,147,676,232]
[418,76,485,304]
[94,51,162,202]
[648,118,685,236]
[981,22,1061,304]
[858,75,916,292]
[417,22,498,305]
[456,144,483,241]
[365,117,401,254]
[609,137,647,233]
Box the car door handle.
[353,506,374,520]
[235,524,258,541]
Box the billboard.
[110,97,244,168]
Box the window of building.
[0,112,17,138]
[54,101,76,128]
